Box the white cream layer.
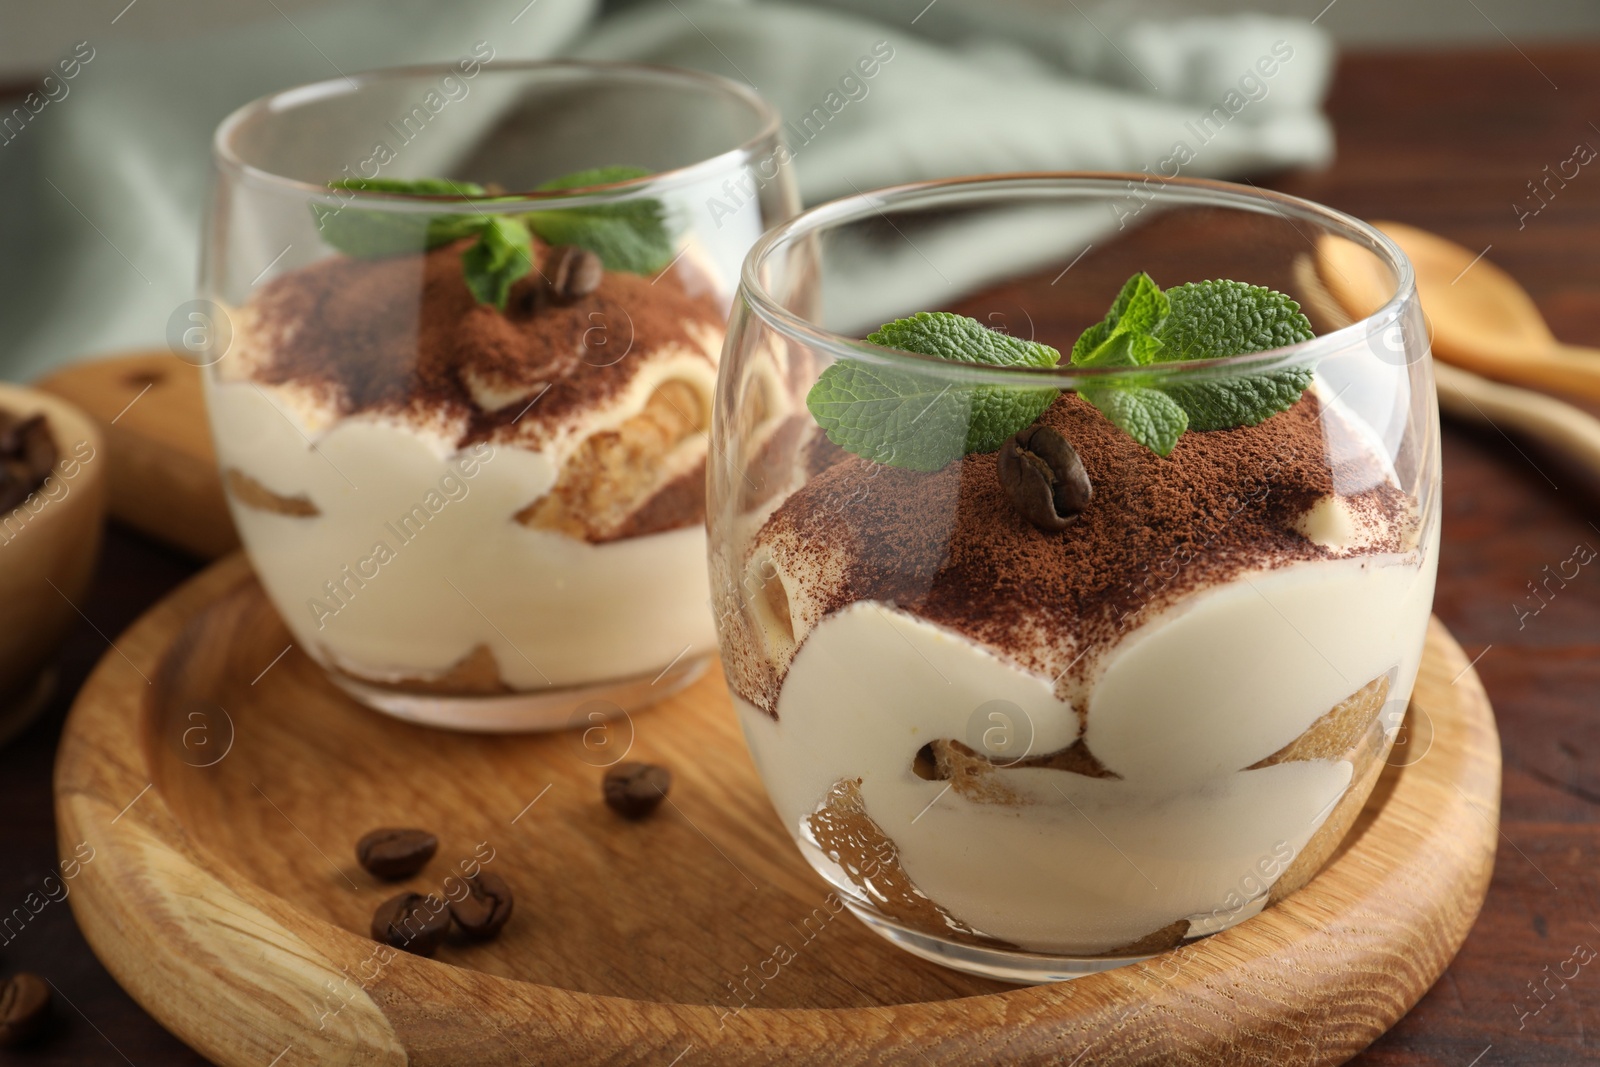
[205,348,718,692]
[737,531,1438,954]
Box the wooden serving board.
[55,555,1500,1066]
[34,352,236,558]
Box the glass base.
[844,904,1152,984]
[327,654,710,733]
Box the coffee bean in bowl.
[371,892,451,956]
[356,827,438,880]
[449,871,514,939]
[603,761,672,819]
[0,972,51,1047]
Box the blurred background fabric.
[0,0,1338,380]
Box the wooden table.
[3,44,1598,1066]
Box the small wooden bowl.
[0,382,106,745]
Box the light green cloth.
[0,0,1331,379]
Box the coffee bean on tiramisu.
[449,871,514,939]
[371,892,451,956]
[603,761,672,819]
[548,245,604,303]
[356,828,438,880]
[997,424,1092,531]
[0,973,51,1047]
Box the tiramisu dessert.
[206,172,729,713]
[718,274,1438,964]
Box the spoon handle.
[1435,361,1600,477]
[1437,344,1600,406]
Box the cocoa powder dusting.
[243,239,724,445]
[762,391,1410,693]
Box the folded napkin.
[0,0,1332,380]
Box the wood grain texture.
[54,554,1497,1066]
[34,352,236,559]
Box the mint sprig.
[524,166,674,275]
[801,274,1316,471]
[1069,273,1315,455]
[312,169,672,311]
[461,216,534,309]
[806,313,1060,471]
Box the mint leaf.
[314,167,672,308]
[1159,368,1315,431]
[1080,385,1188,458]
[806,312,1061,470]
[462,216,533,310]
[1071,272,1168,367]
[525,166,674,274]
[332,178,487,197]
[1154,280,1314,362]
[1068,274,1317,454]
[315,178,490,258]
[1152,279,1316,429]
[805,362,975,472]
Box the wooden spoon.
[1295,252,1600,476]
[1318,221,1600,405]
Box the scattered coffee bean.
[356,828,438,880]
[371,892,451,957]
[449,871,514,939]
[603,761,672,820]
[547,245,604,302]
[0,412,56,514]
[0,973,51,1048]
[997,424,1092,532]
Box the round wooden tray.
[56,555,1500,1066]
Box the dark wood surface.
[3,43,1599,1066]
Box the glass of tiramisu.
[710,175,1438,981]
[201,60,795,730]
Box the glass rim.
[738,172,1419,386]
[212,59,784,208]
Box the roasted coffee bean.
[547,245,604,303]
[356,828,438,880]
[14,416,56,483]
[449,871,514,939]
[0,973,51,1047]
[603,761,672,819]
[371,892,451,956]
[997,424,1092,532]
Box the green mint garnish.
[805,312,1060,472]
[524,166,675,275]
[316,178,491,258]
[312,168,671,311]
[461,215,533,309]
[1070,273,1315,454]
[802,274,1315,470]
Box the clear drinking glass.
[200,61,796,731]
[709,174,1439,982]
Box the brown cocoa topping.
[747,391,1408,709]
[241,239,722,446]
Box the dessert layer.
[209,240,726,691]
[222,239,725,454]
[738,529,1435,953]
[728,390,1411,714]
[207,379,718,691]
[729,386,1436,953]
